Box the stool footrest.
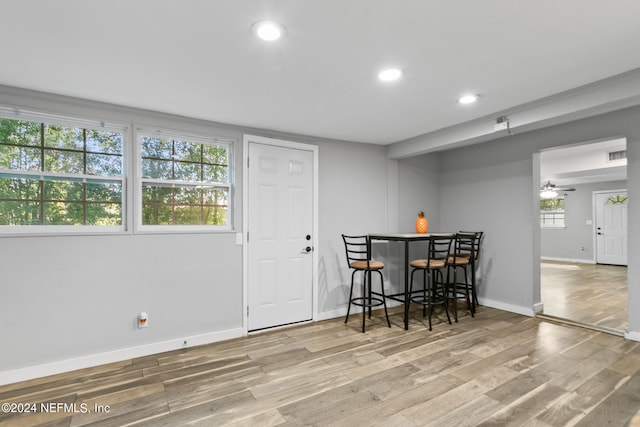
[349,296,385,308]
[410,295,447,305]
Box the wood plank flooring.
[2,304,640,426]
[541,260,628,332]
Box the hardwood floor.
[540,260,628,333]
[2,304,640,426]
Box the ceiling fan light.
[540,190,558,199]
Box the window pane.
[43,125,83,150]
[86,130,123,155]
[44,180,84,201]
[44,149,84,174]
[0,176,41,201]
[141,183,228,225]
[174,161,201,182]
[0,119,41,147]
[203,164,229,182]
[202,145,228,165]
[0,146,41,171]
[173,140,202,162]
[173,186,201,204]
[540,198,564,210]
[141,136,172,159]
[0,200,40,225]
[174,205,204,224]
[142,158,172,179]
[203,188,228,225]
[44,201,84,225]
[86,203,121,225]
[142,184,173,204]
[87,153,123,176]
[86,181,122,203]
[142,184,173,225]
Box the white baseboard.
[532,302,544,314]
[541,256,596,264]
[0,328,244,387]
[317,307,348,321]
[478,298,538,317]
[624,330,640,342]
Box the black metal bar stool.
[446,233,477,322]
[408,235,453,330]
[459,231,484,308]
[342,234,391,332]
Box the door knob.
[302,246,313,253]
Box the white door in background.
[246,139,314,331]
[595,190,628,266]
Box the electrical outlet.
[138,312,149,328]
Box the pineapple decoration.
[415,211,429,234]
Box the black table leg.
[404,240,410,330]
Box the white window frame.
[135,128,233,233]
[0,108,128,235]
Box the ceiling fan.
[540,180,575,198]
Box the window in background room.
[0,116,125,232]
[540,197,565,228]
[138,130,231,228]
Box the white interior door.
[247,140,314,331]
[595,190,628,265]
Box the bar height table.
[368,233,455,330]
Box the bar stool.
[459,231,484,308]
[446,233,476,322]
[408,235,453,330]
[342,234,391,333]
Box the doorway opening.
[537,137,628,335]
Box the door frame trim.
[242,134,319,334]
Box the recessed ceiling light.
[458,94,478,104]
[252,20,285,41]
[378,68,403,82]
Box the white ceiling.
[2,1,640,145]
[541,138,627,187]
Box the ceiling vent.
[608,150,627,161]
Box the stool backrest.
[342,234,372,268]
[429,235,454,262]
[455,233,477,259]
[458,231,483,261]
